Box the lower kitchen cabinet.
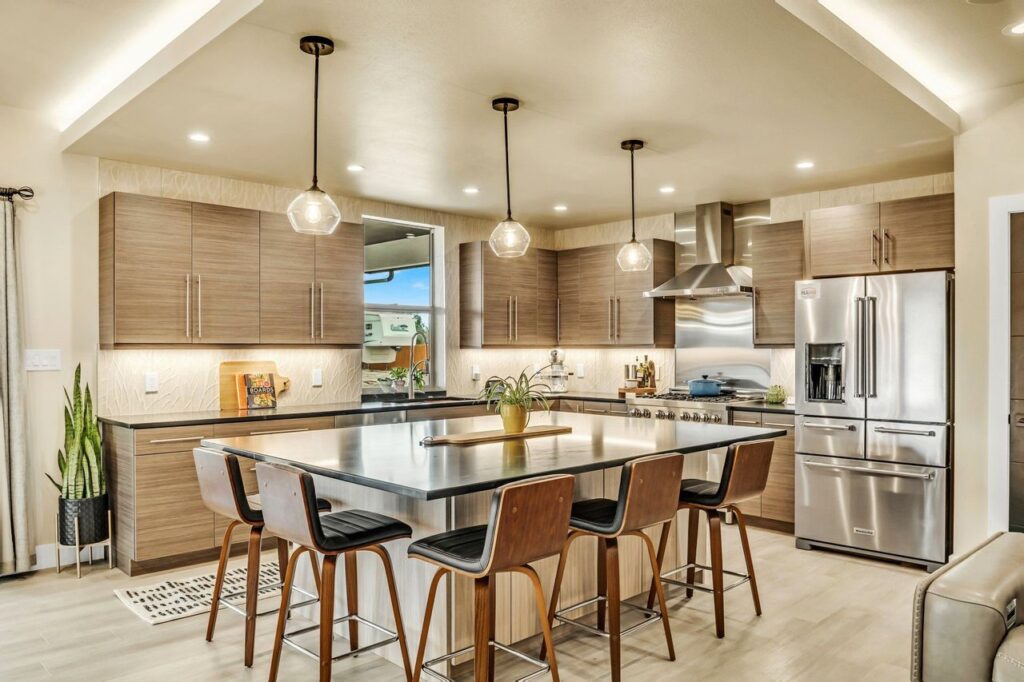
[558,399,628,416]
[135,451,213,561]
[729,410,795,525]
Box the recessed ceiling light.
[553,204,568,212]
[796,160,815,169]
[463,186,479,195]
[1004,21,1024,36]
[346,164,364,172]
[188,131,210,143]
[659,186,675,194]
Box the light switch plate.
[575,363,585,378]
[471,365,481,381]
[144,372,158,393]
[25,349,61,371]
[312,367,324,387]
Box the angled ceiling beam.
[59,0,263,150]
[776,0,960,134]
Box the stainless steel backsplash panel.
[674,347,770,391]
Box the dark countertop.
[727,401,796,415]
[201,411,785,500]
[98,392,627,429]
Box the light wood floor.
[0,526,922,681]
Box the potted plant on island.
[45,365,108,550]
[481,367,551,434]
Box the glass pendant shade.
[287,187,341,235]
[616,238,653,272]
[488,218,531,258]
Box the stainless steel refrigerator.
[794,270,952,571]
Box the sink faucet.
[408,331,429,399]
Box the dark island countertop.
[201,411,785,500]
[97,392,627,429]
[727,401,796,415]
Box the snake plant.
[45,364,105,500]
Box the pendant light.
[616,139,653,272]
[287,36,342,236]
[488,97,530,258]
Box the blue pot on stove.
[687,375,723,397]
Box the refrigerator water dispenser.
[806,343,845,402]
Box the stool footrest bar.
[421,640,552,682]
[554,595,662,639]
[282,613,398,663]
[661,562,751,593]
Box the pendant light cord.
[503,104,512,220]
[312,46,321,189]
[630,147,637,242]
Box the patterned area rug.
[114,564,281,625]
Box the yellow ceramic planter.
[499,404,529,434]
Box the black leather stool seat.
[678,478,725,507]
[313,510,412,553]
[569,498,622,535]
[407,524,489,574]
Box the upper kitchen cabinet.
[879,194,954,273]
[191,203,260,344]
[100,192,193,345]
[612,239,675,346]
[750,221,803,347]
[459,242,557,347]
[314,223,365,345]
[804,194,953,278]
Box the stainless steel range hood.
[644,201,752,298]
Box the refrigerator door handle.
[802,460,935,481]
[866,296,878,398]
[803,421,856,431]
[873,426,937,437]
[854,297,865,398]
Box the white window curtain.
[0,196,29,574]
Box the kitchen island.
[201,411,783,671]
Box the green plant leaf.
[45,473,61,491]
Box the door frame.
[987,193,1024,535]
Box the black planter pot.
[58,494,109,546]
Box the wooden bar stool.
[255,461,413,682]
[645,439,774,639]
[543,452,684,682]
[408,474,576,682]
[193,448,331,667]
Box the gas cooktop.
[648,391,756,404]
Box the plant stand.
[54,509,113,578]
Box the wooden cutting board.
[218,361,291,410]
[420,424,572,446]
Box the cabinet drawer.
[212,416,334,438]
[796,416,864,458]
[760,413,795,429]
[135,451,214,560]
[866,421,948,467]
[730,412,762,426]
[135,424,215,456]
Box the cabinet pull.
[185,273,191,338]
[803,422,856,431]
[873,426,936,437]
[732,419,760,425]
[752,287,758,340]
[249,427,310,436]
[763,421,794,428]
[197,274,202,338]
[883,230,892,265]
[871,232,880,267]
[616,298,621,339]
[508,296,513,341]
[514,295,519,340]
[148,435,205,444]
[556,298,561,341]
[310,283,315,339]
[608,298,613,339]
[319,282,324,339]
[802,460,934,480]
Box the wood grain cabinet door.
[506,250,538,345]
[613,240,655,346]
[134,450,214,560]
[879,194,954,272]
[555,250,580,345]
[535,249,558,346]
[481,249,513,345]
[751,221,804,346]
[112,193,193,343]
[191,203,260,344]
[806,203,880,278]
[316,224,364,345]
[759,420,795,523]
[577,244,616,345]
[259,212,316,344]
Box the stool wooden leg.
[707,509,725,638]
[638,532,676,661]
[319,554,338,682]
[596,537,608,632]
[206,520,239,642]
[309,551,323,597]
[344,551,359,652]
[685,507,699,599]
[605,538,621,682]
[244,525,263,667]
[269,546,306,682]
[413,567,448,682]
[731,506,762,616]
[473,575,495,682]
[513,565,560,682]
[366,545,412,681]
[276,538,292,620]
[645,520,673,609]
[540,531,581,662]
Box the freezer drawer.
[795,454,947,564]
[866,421,948,467]
[796,416,864,459]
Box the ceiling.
[11,0,956,227]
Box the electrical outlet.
[575,363,585,379]
[25,349,61,371]
[144,372,159,393]
[471,365,481,381]
[312,367,324,387]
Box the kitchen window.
[362,217,444,395]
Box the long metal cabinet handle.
[507,296,512,341]
[763,421,794,428]
[249,427,310,436]
[802,460,935,480]
[149,435,205,444]
[871,233,880,266]
[803,422,856,431]
[883,231,892,265]
[197,274,202,338]
[608,298,613,339]
[310,283,315,339]
[873,426,936,437]
[556,298,561,341]
[752,287,758,341]
[616,298,621,339]
[514,296,519,340]
[185,273,191,338]
[866,297,877,397]
[854,297,865,397]
[732,419,760,425]
[319,282,324,339]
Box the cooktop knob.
[642,409,652,418]
[712,414,722,423]
[680,412,690,421]
[655,409,666,419]
[691,412,701,421]
[701,413,711,422]
[666,412,677,420]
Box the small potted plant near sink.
[45,365,108,551]
[481,367,551,434]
